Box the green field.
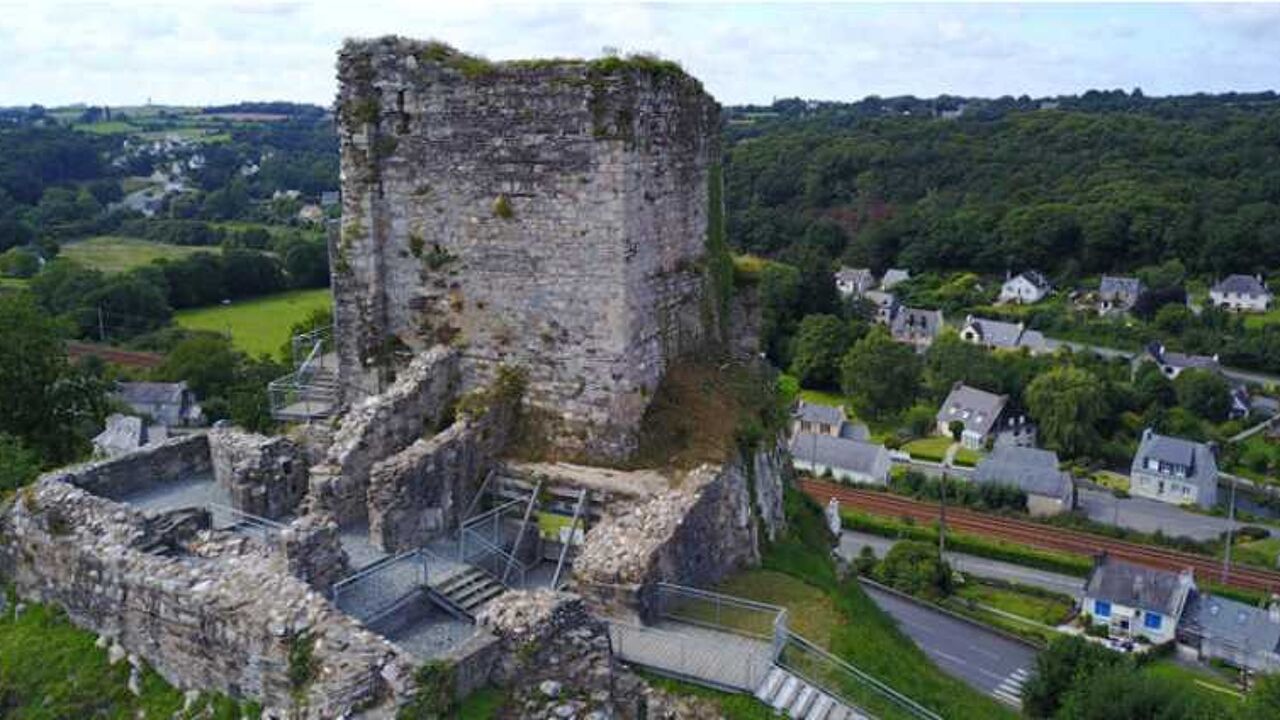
[175,288,331,358]
[1243,306,1280,330]
[901,436,953,462]
[61,236,206,274]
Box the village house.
[1129,428,1218,508]
[789,432,892,486]
[1082,555,1195,644]
[864,290,900,324]
[972,446,1074,517]
[792,401,847,437]
[114,381,204,429]
[835,267,875,297]
[1143,343,1221,380]
[1180,592,1280,674]
[935,382,1037,450]
[1098,275,1144,315]
[890,307,945,350]
[880,268,910,290]
[959,315,1051,354]
[1210,274,1273,312]
[999,270,1052,304]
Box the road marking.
[991,667,1028,707]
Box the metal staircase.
[268,326,338,421]
[427,566,507,621]
[756,666,867,720]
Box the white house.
[864,291,899,325]
[959,315,1051,354]
[1082,555,1195,645]
[1210,274,1272,312]
[114,382,204,428]
[999,271,1052,304]
[789,432,891,486]
[1129,428,1218,508]
[1098,276,1144,315]
[880,268,910,290]
[935,382,1037,450]
[835,267,875,297]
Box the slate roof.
[1133,429,1215,475]
[1212,274,1270,298]
[836,267,873,285]
[789,432,888,476]
[880,268,910,289]
[116,381,188,406]
[840,422,871,441]
[891,307,944,339]
[1018,270,1051,290]
[92,413,167,457]
[936,382,1008,438]
[964,316,1025,348]
[864,290,898,308]
[794,401,846,428]
[1099,275,1144,300]
[1147,343,1221,372]
[1184,592,1280,657]
[973,446,1072,499]
[1085,556,1194,617]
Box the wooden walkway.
[608,620,776,692]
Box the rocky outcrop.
[308,347,460,523]
[209,428,307,520]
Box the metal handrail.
[461,527,528,588]
[330,548,423,598]
[460,469,497,521]
[779,631,942,720]
[460,498,523,531]
[654,583,786,641]
[551,488,588,589]
[207,503,288,531]
[503,479,542,585]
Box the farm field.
[175,288,331,358]
[61,236,206,274]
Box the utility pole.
[97,306,106,343]
[1222,476,1237,585]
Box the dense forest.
[725,92,1280,277]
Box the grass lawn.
[0,598,257,719]
[901,436,953,462]
[1142,659,1243,711]
[952,447,982,467]
[61,236,206,274]
[1226,536,1280,570]
[953,579,1073,626]
[799,387,846,408]
[1243,306,1280,330]
[1091,470,1131,492]
[1,277,29,290]
[175,288,332,358]
[458,686,506,719]
[641,673,779,719]
[73,120,137,135]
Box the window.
[1144,612,1161,630]
[1094,600,1111,618]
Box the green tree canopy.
[1026,365,1106,458]
[1172,369,1232,422]
[840,327,921,419]
[788,314,860,389]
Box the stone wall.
[571,444,787,615]
[209,429,308,520]
[54,433,212,500]
[0,479,416,717]
[279,513,350,593]
[334,37,723,461]
[308,346,460,523]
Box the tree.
[0,247,40,277]
[1132,362,1175,409]
[948,420,964,443]
[840,327,921,419]
[1022,636,1126,719]
[1055,665,1209,720]
[875,540,952,599]
[1172,369,1233,422]
[923,331,1004,400]
[1244,673,1280,720]
[0,432,42,491]
[155,334,241,399]
[1026,365,1105,458]
[788,314,856,389]
[0,293,108,465]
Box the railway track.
[800,478,1280,595]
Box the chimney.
[1270,595,1280,624]
[1133,575,1145,596]
[1142,427,1154,442]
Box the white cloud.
[0,1,1275,107]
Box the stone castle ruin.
[0,37,789,719]
[333,36,728,460]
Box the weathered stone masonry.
[334,37,723,460]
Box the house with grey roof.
[1129,428,1218,508]
[880,268,910,290]
[92,413,168,458]
[1210,274,1272,312]
[1098,275,1144,315]
[792,401,848,438]
[1180,592,1280,674]
[890,307,944,350]
[959,315,1051,354]
[789,432,891,486]
[999,270,1052,304]
[864,290,900,325]
[1143,343,1220,380]
[935,382,1036,450]
[973,446,1074,516]
[114,381,204,428]
[1083,555,1195,644]
[835,267,875,298]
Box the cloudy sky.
[2,1,1279,108]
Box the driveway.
[840,531,1085,597]
[861,582,1038,708]
[1075,487,1257,541]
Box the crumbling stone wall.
[334,36,723,461]
[210,428,307,520]
[279,513,350,593]
[572,444,787,616]
[56,433,212,500]
[309,346,460,523]
[0,479,416,717]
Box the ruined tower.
[333,37,726,460]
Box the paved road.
[861,582,1037,708]
[840,531,1085,597]
[1075,487,1257,541]
[1047,337,1280,387]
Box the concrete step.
[755,667,785,704]
[773,676,800,711]
[791,685,816,717]
[806,694,835,720]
